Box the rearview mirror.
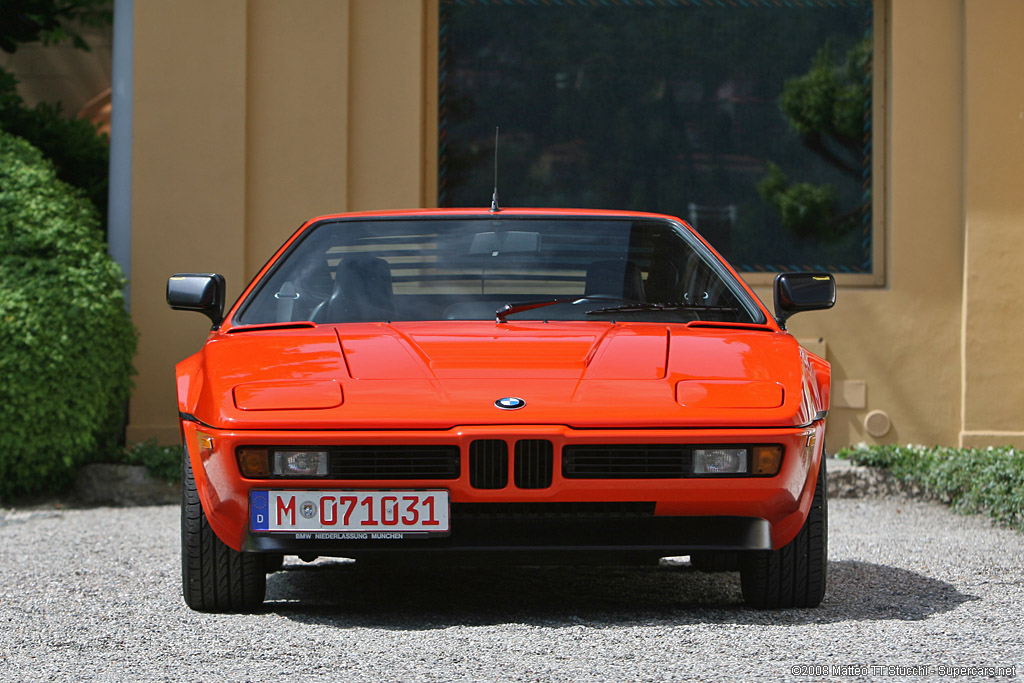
[468,231,542,256]
[167,273,226,328]
[773,272,835,328]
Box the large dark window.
[439,0,873,273]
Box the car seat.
[327,255,396,322]
[584,259,645,302]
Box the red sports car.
[167,208,835,612]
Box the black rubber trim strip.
[179,412,217,430]
[226,322,317,334]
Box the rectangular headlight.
[693,448,748,475]
[273,450,329,477]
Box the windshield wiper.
[585,302,740,316]
[495,296,641,323]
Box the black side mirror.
[773,272,835,329]
[167,273,226,328]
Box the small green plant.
[0,130,136,501]
[837,444,1024,532]
[121,439,182,483]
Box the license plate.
[250,490,449,534]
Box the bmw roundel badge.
[495,397,526,410]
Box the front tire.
[181,445,266,612]
[740,457,828,609]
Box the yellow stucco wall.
[961,0,1024,447]
[132,0,249,443]
[128,0,1024,449]
[244,0,351,278]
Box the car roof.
[302,207,685,224]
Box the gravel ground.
[0,497,1021,682]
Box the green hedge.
[837,443,1024,532]
[0,130,136,500]
[0,69,110,223]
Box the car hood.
[180,321,820,430]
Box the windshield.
[233,216,765,326]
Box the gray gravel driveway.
[1,496,1021,682]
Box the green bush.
[837,443,1024,532]
[0,130,136,500]
[0,69,110,223]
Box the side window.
[640,236,731,308]
[276,250,334,322]
[678,254,731,309]
[237,235,336,324]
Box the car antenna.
[490,126,501,213]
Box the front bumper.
[181,420,825,557]
[245,510,772,565]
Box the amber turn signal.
[197,433,215,459]
[237,447,271,478]
[752,445,783,475]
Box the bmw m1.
[167,208,835,612]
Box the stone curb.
[71,458,906,507]
[74,463,179,506]
[826,457,927,499]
